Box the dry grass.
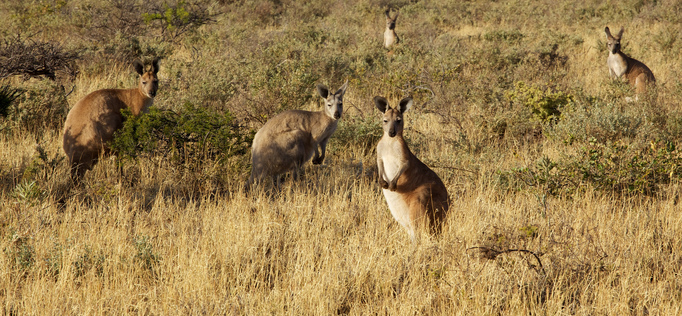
[1,0,682,314]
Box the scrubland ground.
[1,0,682,314]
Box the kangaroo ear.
[617,27,624,38]
[335,80,348,97]
[374,96,389,113]
[605,27,612,38]
[394,10,399,19]
[317,84,330,99]
[151,58,160,75]
[399,97,413,114]
[385,9,390,18]
[133,60,144,75]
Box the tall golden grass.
[1,0,682,314]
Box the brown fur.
[63,59,160,182]
[384,8,400,49]
[375,96,449,240]
[605,26,655,96]
[247,81,348,188]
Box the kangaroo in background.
[63,59,159,182]
[247,81,349,189]
[605,26,656,100]
[384,8,400,49]
[375,96,449,241]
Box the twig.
[467,246,545,275]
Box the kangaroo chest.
[608,53,628,78]
[378,138,407,182]
[384,30,397,47]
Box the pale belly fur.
[381,154,403,183]
[382,189,414,236]
[608,55,627,78]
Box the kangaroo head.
[385,9,398,30]
[317,80,348,120]
[375,96,412,138]
[605,26,624,54]
[133,59,160,98]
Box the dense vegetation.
[1,0,681,314]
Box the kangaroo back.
[375,96,449,240]
[63,59,160,182]
[247,81,348,189]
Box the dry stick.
[466,246,545,275]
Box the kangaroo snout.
[388,129,396,137]
[334,112,341,119]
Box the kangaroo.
[375,96,449,240]
[63,59,159,182]
[605,26,655,99]
[384,8,400,49]
[247,81,348,188]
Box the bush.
[111,103,253,166]
[3,80,69,134]
[0,85,20,118]
[499,139,682,196]
[0,35,79,81]
[333,115,383,155]
[505,81,573,123]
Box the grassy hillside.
[1,0,682,314]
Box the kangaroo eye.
[143,81,147,85]
[383,119,388,123]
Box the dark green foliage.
[3,81,69,134]
[45,241,62,279]
[133,236,159,276]
[142,0,216,42]
[111,103,253,165]
[505,81,573,123]
[499,140,682,196]
[73,246,106,279]
[333,115,383,155]
[4,232,35,272]
[484,30,525,42]
[0,85,21,118]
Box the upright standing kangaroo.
[384,8,400,49]
[605,26,655,99]
[375,96,449,240]
[63,59,159,182]
[248,81,348,189]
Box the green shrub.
[111,103,253,165]
[133,236,159,276]
[332,115,383,155]
[4,81,69,134]
[505,81,573,123]
[484,29,524,42]
[499,140,682,196]
[73,246,105,279]
[0,85,21,118]
[4,232,35,272]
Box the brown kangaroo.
[247,81,348,189]
[605,26,655,99]
[384,8,400,49]
[63,59,159,182]
[375,96,449,240]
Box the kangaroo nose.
[334,112,341,119]
[389,130,396,137]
